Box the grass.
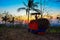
[0,24,60,40]
[0,24,60,33]
[48,27,60,33]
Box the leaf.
[34,2,39,4]
[17,7,26,12]
[23,2,28,7]
[28,0,34,8]
[33,4,38,7]
[32,8,42,13]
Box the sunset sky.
[0,0,60,16]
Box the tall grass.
[0,24,60,33]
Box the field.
[0,24,60,40]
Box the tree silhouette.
[2,11,9,24]
[17,0,40,21]
[2,16,9,24]
[57,16,60,23]
[9,17,15,24]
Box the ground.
[0,28,60,40]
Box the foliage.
[2,16,9,23]
[0,23,60,33]
[17,0,40,15]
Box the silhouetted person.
[35,14,38,20]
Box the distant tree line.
[0,11,15,24]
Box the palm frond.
[32,8,42,14]
[33,4,38,7]
[34,2,39,4]
[32,2,39,7]
[28,0,34,8]
[17,7,26,12]
[23,2,28,7]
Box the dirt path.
[0,28,60,40]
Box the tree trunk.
[5,21,6,26]
[28,10,30,22]
[41,14,42,18]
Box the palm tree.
[2,16,9,25]
[17,0,40,21]
[9,17,14,24]
[2,11,10,25]
[57,15,60,23]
